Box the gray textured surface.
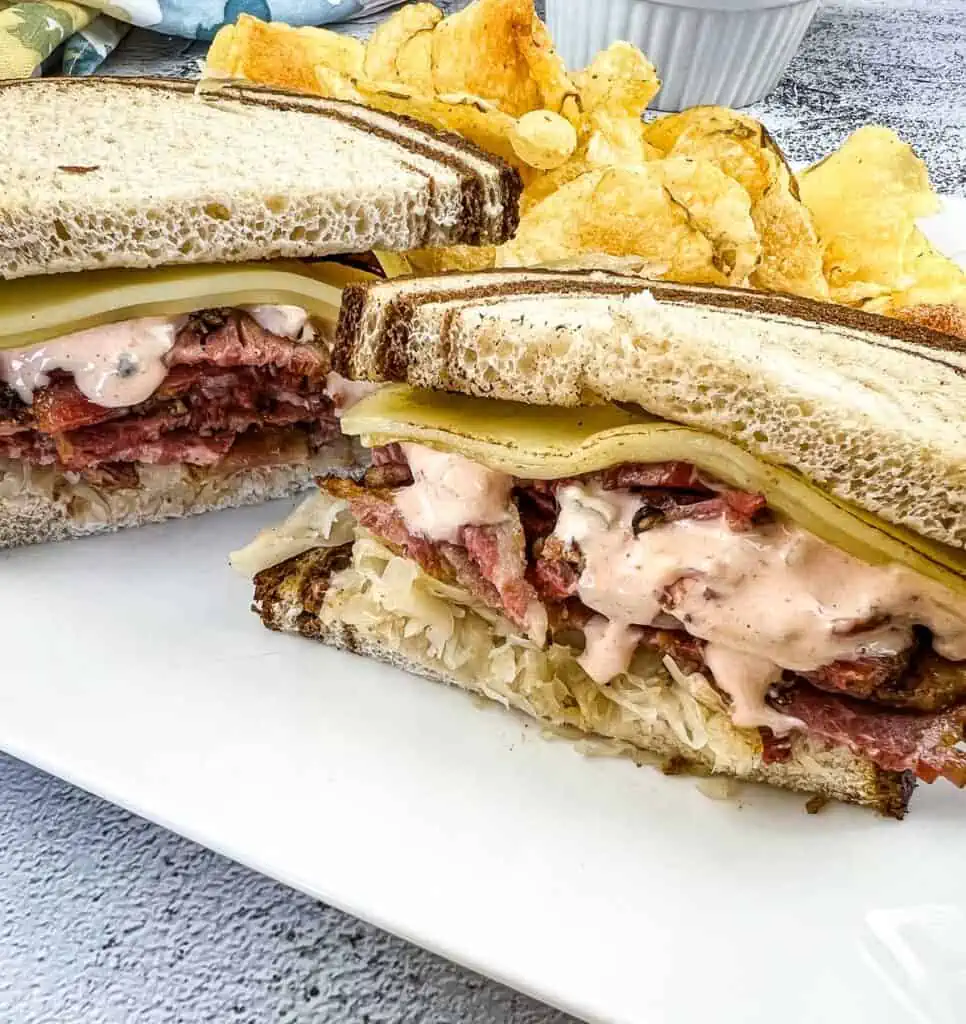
[749,0,965,193]
[0,754,572,1024]
[3,2,963,1023]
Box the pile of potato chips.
[207,0,965,323]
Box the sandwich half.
[235,269,966,816]
[0,78,520,547]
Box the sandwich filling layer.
[247,529,916,817]
[0,307,358,485]
[235,385,966,798]
[315,446,966,786]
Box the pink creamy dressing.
[580,616,645,685]
[324,372,380,418]
[394,444,512,544]
[383,446,966,735]
[0,317,180,408]
[0,305,311,410]
[554,483,966,734]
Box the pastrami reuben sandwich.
[234,269,966,816]
[0,78,519,547]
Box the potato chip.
[394,29,436,95]
[499,161,756,287]
[574,42,661,121]
[356,83,524,170]
[903,232,966,296]
[578,168,724,284]
[750,183,829,299]
[510,110,577,170]
[313,65,363,102]
[760,125,800,199]
[798,126,939,303]
[515,115,656,217]
[518,157,593,214]
[866,232,966,315]
[641,107,826,296]
[497,171,600,267]
[205,23,237,76]
[525,16,579,117]
[431,0,542,116]
[644,106,778,201]
[518,103,660,217]
[405,245,498,274]
[363,3,442,84]
[497,166,717,280]
[206,14,363,95]
[658,158,760,283]
[585,111,660,168]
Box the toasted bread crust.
[331,269,966,550]
[0,78,522,279]
[252,544,916,818]
[334,269,966,381]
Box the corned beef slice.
[0,311,335,472]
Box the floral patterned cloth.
[0,0,402,78]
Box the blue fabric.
[149,0,401,40]
[106,0,402,38]
[61,14,130,75]
[17,0,404,76]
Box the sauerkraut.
[0,440,353,534]
[320,532,768,776]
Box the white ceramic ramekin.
[545,0,821,110]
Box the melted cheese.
[555,483,966,734]
[394,443,512,544]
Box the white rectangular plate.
[4,505,964,1024]
[3,198,965,1024]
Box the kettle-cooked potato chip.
[644,107,827,297]
[518,157,593,214]
[356,83,525,170]
[394,29,436,94]
[657,158,760,283]
[575,42,661,122]
[515,38,663,217]
[313,65,364,102]
[510,110,578,170]
[526,16,579,117]
[405,245,498,274]
[750,183,829,299]
[645,106,777,201]
[206,14,363,95]
[363,3,442,84]
[585,111,661,168]
[798,126,939,303]
[497,170,603,267]
[431,0,544,116]
[499,161,757,287]
[205,23,237,76]
[865,232,966,316]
